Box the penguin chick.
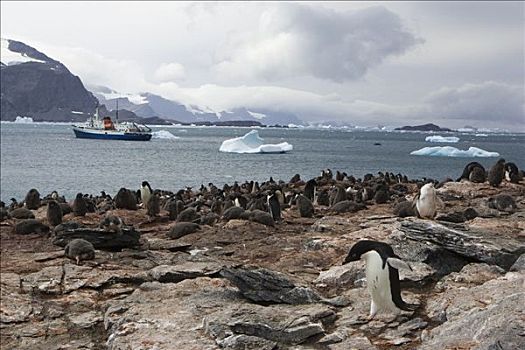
[343,240,417,320]
[100,214,124,234]
[65,238,95,265]
[487,158,506,187]
[46,200,63,226]
[147,194,161,218]
[415,183,440,219]
[72,193,88,217]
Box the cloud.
[423,81,525,124]
[153,62,186,82]
[214,3,422,82]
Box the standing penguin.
[72,193,88,217]
[141,181,153,209]
[343,240,417,320]
[147,193,161,218]
[487,158,506,187]
[304,179,317,202]
[24,189,41,210]
[296,194,314,218]
[415,183,440,219]
[267,191,281,222]
[504,162,522,183]
[46,200,63,226]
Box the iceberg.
[14,116,34,123]
[425,135,460,143]
[410,146,499,158]
[219,130,293,154]
[152,130,179,140]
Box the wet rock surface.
[1,180,524,349]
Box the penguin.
[165,198,179,220]
[115,188,137,210]
[457,162,486,182]
[343,240,417,320]
[99,214,124,234]
[72,193,88,217]
[488,194,517,213]
[296,194,314,218]
[65,238,95,265]
[415,183,440,219]
[304,179,317,202]
[146,194,161,218]
[267,191,281,222]
[487,158,506,187]
[329,185,347,207]
[289,174,301,184]
[0,201,9,222]
[24,188,41,210]
[373,183,390,204]
[141,181,153,209]
[505,162,522,183]
[46,200,63,226]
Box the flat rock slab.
[220,266,322,304]
[53,227,141,251]
[399,219,525,269]
[148,262,223,283]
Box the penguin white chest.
[141,187,151,207]
[416,186,437,218]
[363,251,396,312]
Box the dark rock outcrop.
[52,227,140,251]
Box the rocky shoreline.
[1,167,524,349]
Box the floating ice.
[219,130,293,154]
[425,135,460,143]
[410,146,499,158]
[14,116,34,123]
[152,130,179,140]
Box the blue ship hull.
[73,128,152,141]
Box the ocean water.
[1,123,524,202]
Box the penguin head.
[142,181,152,191]
[76,193,83,200]
[344,240,390,264]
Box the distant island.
[395,123,453,132]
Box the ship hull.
[73,127,152,141]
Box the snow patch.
[425,136,460,143]
[219,130,293,154]
[100,91,147,105]
[1,38,45,65]
[410,146,499,158]
[152,130,179,140]
[248,111,267,120]
[475,133,488,137]
[14,116,34,123]
[71,111,84,115]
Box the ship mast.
[116,99,119,126]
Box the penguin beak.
[343,254,359,264]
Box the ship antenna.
[116,99,119,125]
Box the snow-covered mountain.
[89,85,305,126]
[0,38,99,122]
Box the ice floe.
[425,135,460,143]
[219,130,293,154]
[152,130,179,140]
[410,146,500,157]
[14,116,34,123]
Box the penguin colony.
[2,158,522,320]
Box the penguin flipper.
[387,257,412,271]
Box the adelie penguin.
[267,191,281,222]
[46,200,63,226]
[343,240,417,320]
[140,181,153,209]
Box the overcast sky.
[1,1,524,130]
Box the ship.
[72,104,152,141]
